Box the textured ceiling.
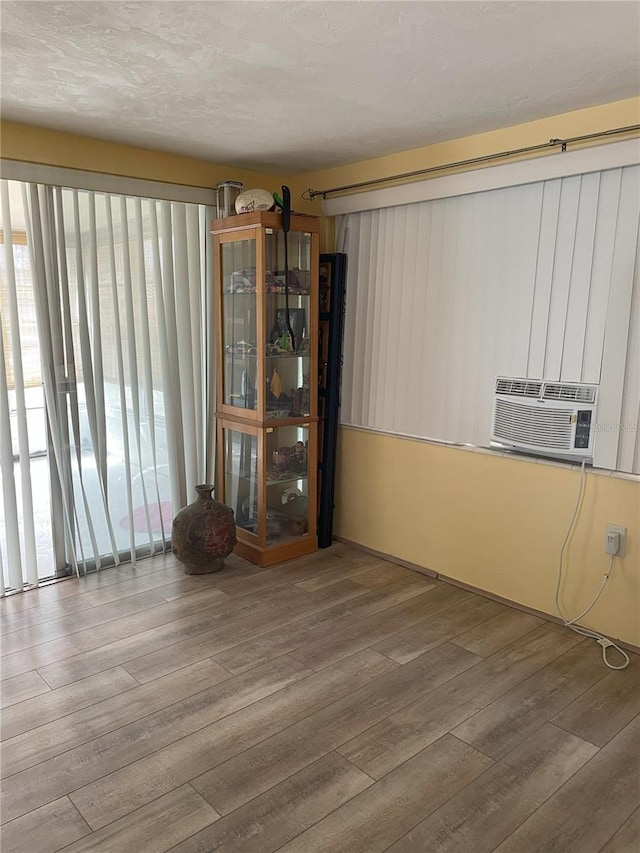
[1,1,639,174]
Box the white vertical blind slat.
[581,169,622,384]
[368,210,385,428]
[617,234,640,473]
[527,180,562,379]
[406,203,430,437]
[161,203,187,505]
[340,215,357,425]
[172,204,198,499]
[561,173,600,381]
[0,321,24,588]
[544,176,582,380]
[87,192,108,483]
[150,202,182,515]
[594,166,640,470]
[0,183,38,584]
[394,205,419,435]
[132,197,162,546]
[55,188,103,571]
[74,192,120,563]
[105,197,137,561]
[186,205,204,482]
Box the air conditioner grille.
[542,383,596,403]
[496,378,543,398]
[493,399,573,450]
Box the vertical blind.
[339,165,640,473]
[0,180,211,591]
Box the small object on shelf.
[235,188,276,214]
[270,369,283,399]
[216,181,244,219]
[172,485,237,573]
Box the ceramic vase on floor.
[172,485,237,573]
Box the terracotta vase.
[172,485,236,574]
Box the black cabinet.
[317,253,347,548]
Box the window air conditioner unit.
[491,376,598,463]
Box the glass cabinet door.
[265,424,311,545]
[221,237,258,411]
[223,426,258,537]
[263,230,312,420]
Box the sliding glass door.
[0,180,211,592]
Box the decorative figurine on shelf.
[172,485,236,574]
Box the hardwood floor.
[1,543,638,853]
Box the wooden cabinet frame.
[212,212,320,566]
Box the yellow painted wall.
[335,429,639,647]
[0,120,286,192]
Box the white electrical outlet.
[605,524,627,557]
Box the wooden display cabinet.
[212,212,320,566]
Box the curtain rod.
[305,124,640,200]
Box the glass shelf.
[224,351,310,359]
[266,474,309,486]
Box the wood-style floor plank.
[18,580,316,688]
[451,641,607,758]
[371,591,503,664]
[552,665,640,745]
[275,735,493,853]
[63,785,219,853]
[0,543,636,853]
[121,579,367,684]
[212,574,436,674]
[0,554,185,618]
[0,669,50,708]
[350,562,418,588]
[1,595,102,636]
[493,715,640,853]
[192,642,479,815]
[289,584,464,671]
[339,626,582,779]
[0,591,169,658]
[0,796,90,853]
[168,753,372,853]
[0,655,308,823]
[294,554,402,591]
[66,649,396,830]
[1,666,138,742]
[451,607,543,656]
[600,807,640,853]
[1,659,230,776]
[386,724,598,853]
[1,585,252,683]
